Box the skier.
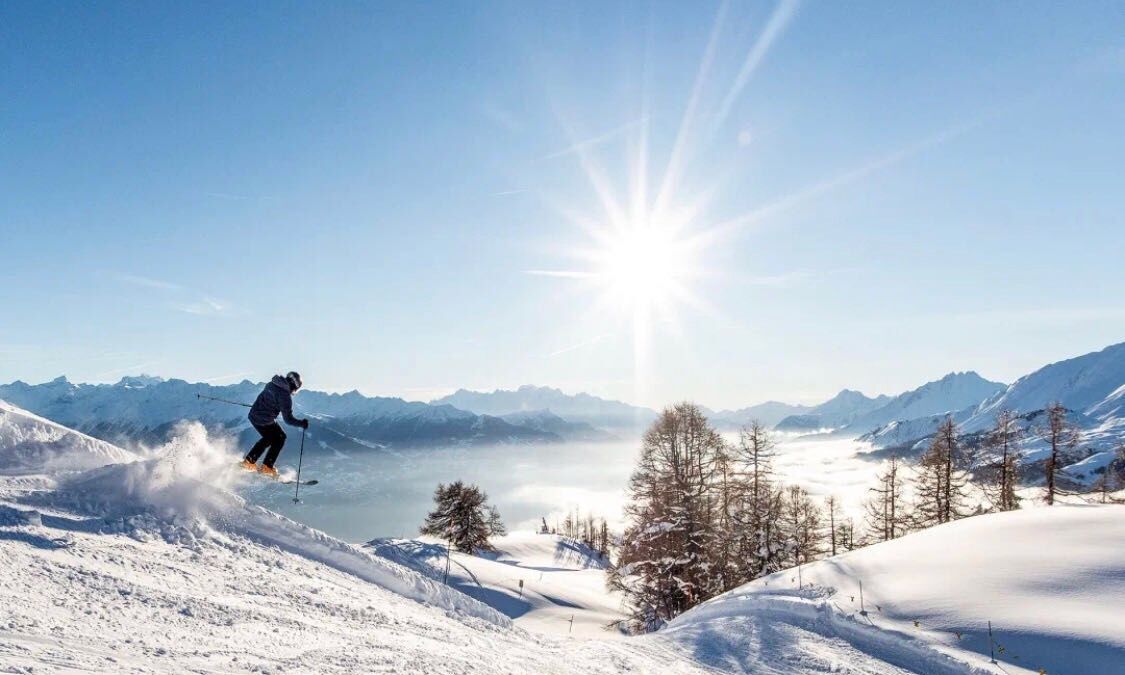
[241,372,309,477]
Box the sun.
[589,223,692,314]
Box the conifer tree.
[1040,402,1079,505]
[420,481,501,553]
[984,409,1022,511]
[610,403,726,632]
[825,495,840,556]
[781,485,824,566]
[732,421,784,580]
[913,417,971,527]
[865,454,908,541]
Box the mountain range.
[0,377,556,452]
[1,340,1122,453]
[434,385,655,431]
[860,342,1125,453]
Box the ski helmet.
[285,371,303,392]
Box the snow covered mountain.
[857,406,977,450]
[775,389,891,431]
[840,372,1005,437]
[0,376,560,450]
[707,401,811,429]
[434,385,657,431]
[859,343,1125,455]
[499,409,617,442]
[963,341,1125,440]
[0,399,136,473]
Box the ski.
[238,463,318,486]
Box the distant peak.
[116,374,165,387]
[48,375,71,385]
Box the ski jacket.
[249,375,303,427]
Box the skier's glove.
[300,419,310,429]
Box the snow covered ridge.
[963,341,1125,437]
[860,342,1125,453]
[0,398,137,473]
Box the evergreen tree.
[486,504,507,537]
[420,481,501,553]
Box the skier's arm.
[280,392,307,428]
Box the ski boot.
[240,459,258,472]
[259,464,279,479]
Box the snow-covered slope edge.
[661,505,1125,675]
[0,398,136,473]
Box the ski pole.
[293,425,307,503]
[196,393,252,408]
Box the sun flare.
[591,224,691,312]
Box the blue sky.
[2,1,1123,409]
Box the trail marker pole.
[989,621,997,664]
[518,579,524,599]
[569,615,574,635]
[859,580,868,616]
[443,528,452,586]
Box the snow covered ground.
[367,532,628,638]
[2,398,1122,674]
[0,415,705,674]
[663,505,1125,675]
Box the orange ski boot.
[240,459,258,472]
[259,464,279,479]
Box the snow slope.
[0,398,136,473]
[367,533,627,638]
[662,505,1125,675]
[0,423,710,674]
[5,415,1119,673]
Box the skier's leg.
[244,424,272,463]
[262,425,287,469]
